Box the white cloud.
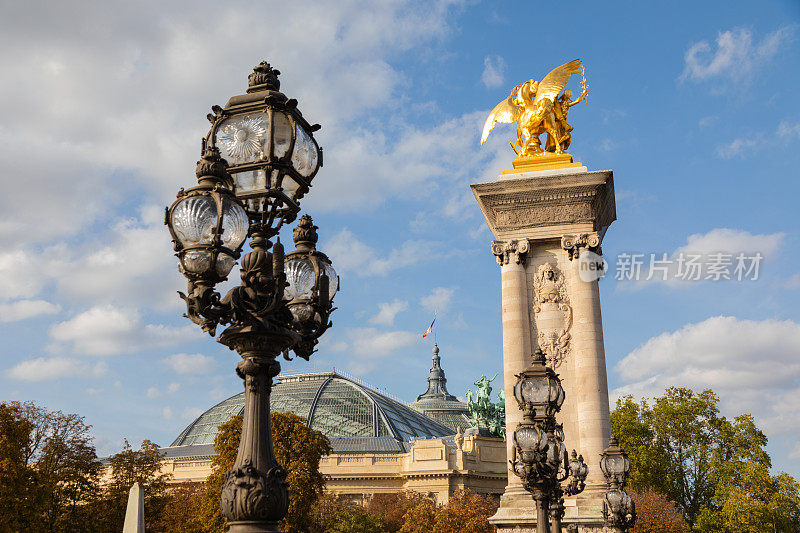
[331,327,418,373]
[324,229,443,277]
[680,26,795,84]
[182,406,205,421]
[0,207,184,312]
[715,136,761,159]
[162,407,173,420]
[167,382,181,393]
[777,120,800,140]
[162,352,216,375]
[6,357,108,381]
[616,228,784,288]
[0,251,45,300]
[146,386,160,399]
[481,55,506,88]
[49,305,199,356]
[613,316,800,440]
[370,300,408,326]
[0,0,466,249]
[783,273,800,290]
[597,138,617,152]
[0,300,61,322]
[420,287,455,313]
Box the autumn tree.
[0,402,35,533]
[0,401,101,533]
[199,412,331,533]
[367,491,430,532]
[612,387,800,531]
[95,439,171,532]
[397,497,436,533]
[154,482,206,533]
[630,488,688,533]
[433,489,498,533]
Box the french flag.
[422,318,436,338]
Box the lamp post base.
[227,521,282,533]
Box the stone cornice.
[471,170,616,241]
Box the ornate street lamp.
[601,436,636,532]
[510,349,588,533]
[166,62,336,533]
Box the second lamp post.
[510,348,589,533]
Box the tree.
[327,505,385,533]
[0,402,35,533]
[629,489,688,533]
[612,387,800,531]
[367,491,430,532]
[398,498,436,533]
[272,410,333,532]
[154,482,206,533]
[396,490,497,533]
[432,489,498,533]
[96,439,171,532]
[199,412,331,533]
[0,401,100,533]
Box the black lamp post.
[510,348,588,533]
[166,62,337,533]
[601,436,636,532]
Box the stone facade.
[472,168,617,531]
[155,434,507,506]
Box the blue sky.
[1,0,799,475]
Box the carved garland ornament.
[492,239,530,265]
[532,263,572,369]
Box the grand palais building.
[157,345,507,504]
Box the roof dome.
[171,371,454,449]
[409,344,472,431]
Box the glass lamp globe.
[168,150,249,281]
[600,435,632,488]
[206,61,322,226]
[515,425,547,454]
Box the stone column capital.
[492,239,530,266]
[561,232,602,261]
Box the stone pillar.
[472,168,617,531]
[561,233,611,495]
[493,239,533,499]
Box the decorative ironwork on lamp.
[165,61,336,533]
[510,348,588,533]
[601,436,636,532]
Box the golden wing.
[532,59,583,107]
[481,96,524,145]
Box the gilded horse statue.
[481,59,588,157]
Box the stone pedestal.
[471,167,616,531]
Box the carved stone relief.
[531,262,572,369]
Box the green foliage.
[198,412,331,533]
[327,505,385,533]
[97,438,171,532]
[611,387,800,531]
[0,401,101,533]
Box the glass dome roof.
[171,371,454,447]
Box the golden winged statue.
[481,59,588,159]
